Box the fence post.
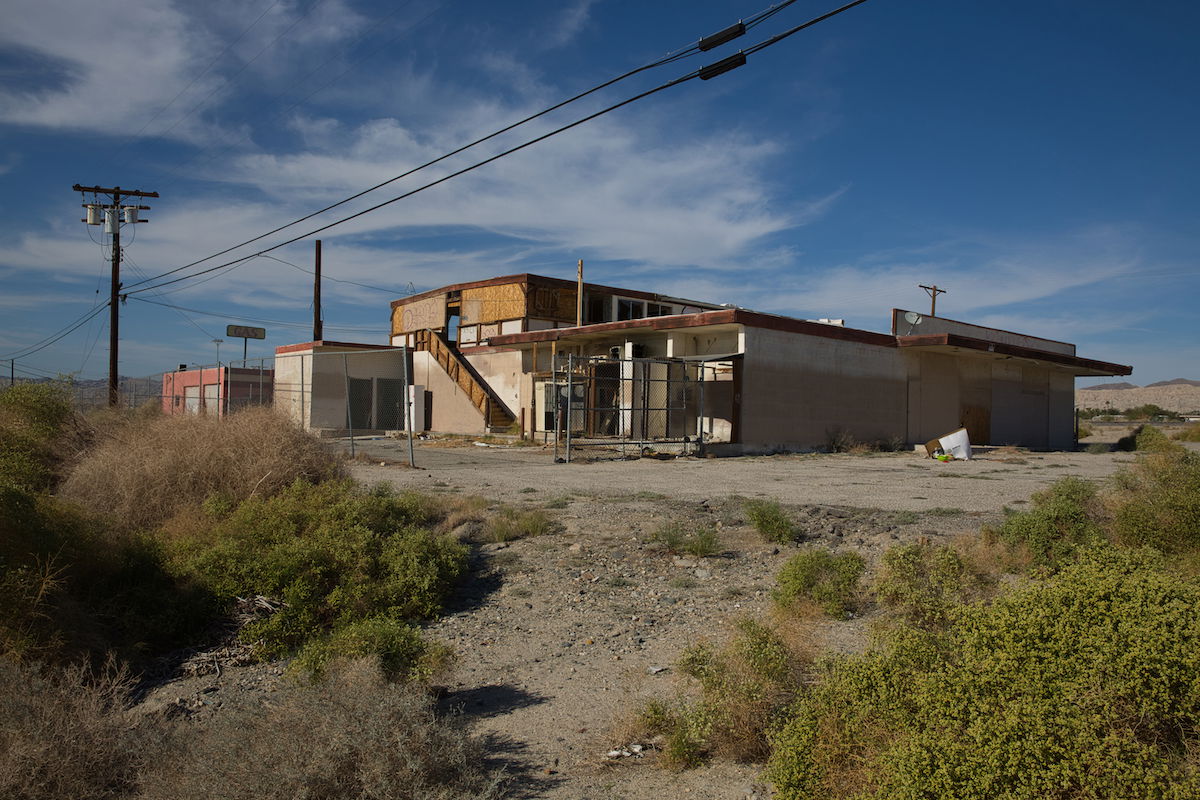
[566,353,573,464]
[342,353,356,458]
[553,355,561,463]
[698,363,706,458]
[403,345,416,468]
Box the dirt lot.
[346,441,1140,798]
[142,440,1151,799]
[348,437,1135,513]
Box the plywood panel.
[462,283,526,325]
[526,281,577,322]
[398,295,446,334]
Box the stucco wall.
[905,353,1073,450]
[411,351,487,434]
[463,349,523,416]
[739,328,908,450]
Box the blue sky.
[1,0,1196,384]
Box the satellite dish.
[902,310,923,335]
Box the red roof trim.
[487,309,897,348]
[274,340,394,355]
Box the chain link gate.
[551,353,714,462]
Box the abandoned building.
[160,364,273,417]
[274,272,1131,453]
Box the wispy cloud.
[541,0,598,49]
[0,0,364,142]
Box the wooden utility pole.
[73,184,158,406]
[919,284,946,317]
[313,239,324,341]
[576,259,584,327]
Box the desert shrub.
[651,522,721,557]
[774,549,865,618]
[0,482,210,665]
[1123,403,1180,421]
[1107,449,1200,554]
[484,506,555,542]
[1173,423,1200,442]
[291,616,453,682]
[825,429,906,454]
[60,407,342,531]
[0,383,76,492]
[140,657,505,800]
[875,541,985,629]
[989,476,1102,567]
[744,499,797,543]
[768,550,1200,800]
[0,659,157,800]
[655,619,806,767]
[168,480,465,676]
[1116,423,1182,453]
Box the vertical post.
[402,345,415,468]
[698,363,706,457]
[342,353,355,458]
[300,354,308,429]
[109,189,121,406]
[576,259,583,327]
[313,240,323,341]
[553,356,561,463]
[258,358,264,407]
[566,353,573,463]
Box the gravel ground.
[139,441,1144,799]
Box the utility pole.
[74,184,158,406]
[313,239,323,341]
[919,284,946,317]
[576,259,584,327]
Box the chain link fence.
[550,353,730,462]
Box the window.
[586,294,609,323]
[617,299,645,321]
[647,303,672,317]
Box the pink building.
[161,366,273,417]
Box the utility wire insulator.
[699,21,745,51]
[699,52,746,80]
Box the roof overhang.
[485,308,896,348]
[896,333,1132,377]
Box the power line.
[0,302,112,361]
[128,0,871,297]
[126,295,388,334]
[123,0,811,292]
[253,253,413,295]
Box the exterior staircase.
[417,329,517,432]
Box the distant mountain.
[1145,378,1200,388]
[1080,381,1138,391]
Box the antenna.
[902,310,923,335]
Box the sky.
[1,0,1197,385]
